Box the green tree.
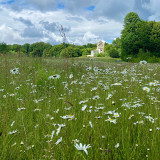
[112,38,121,56]
[121,12,141,59]
[21,43,30,55]
[81,48,93,56]
[47,44,64,57]
[124,12,141,26]
[86,43,97,48]
[0,42,9,54]
[104,43,114,56]
[112,38,121,50]
[60,46,82,57]
[108,48,120,58]
[150,22,160,56]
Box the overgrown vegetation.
[0,55,160,159]
[121,12,160,62]
[0,42,97,58]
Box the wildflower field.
[0,55,160,160]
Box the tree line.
[121,12,160,62]
[1,12,160,62]
[0,41,120,58]
[0,42,97,57]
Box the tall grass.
[0,55,160,159]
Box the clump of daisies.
[10,68,19,74]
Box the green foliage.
[85,43,97,48]
[124,12,141,25]
[81,48,93,56]
[112,38,121,50]
[0,42,9,54]
[147,56,160,63]
[121,12,160,62]
[1,56,160,159]
[95,53,106,57]
[21,43,30,55]
[121,12,141,58]
[0,41,98,58]
[104,43,114,56]
[45,44,64,57]
[108,48,120,58]
[60,46,82,57]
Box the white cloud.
[74,31,100,45]
[0,24,22,43]
[2,0,158,45]
[142,0,160,21]
[27,0,57,9]
[0,5,124,45]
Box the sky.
[0,0,159,45]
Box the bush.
[108,49,120,58]
[95,53,106,57]
[147,56,159,63]
[0,42,9,54]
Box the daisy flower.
[10,68,19,74]
[105,117,117,124]
[69,74,73,79]
[112,83,122,86]
[139,60,147,64]
[60,115,75,120]
[48,74,60,80]
[55,137,62,145]
[74,143,91,155]
[143,87,150,93]
[82,105,87,111]
[113,113,120,118]
[115,143,119,148]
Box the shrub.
[147,56,159,63]
[95,53,106,57]
[0,42,9,54]
[108,49,120,58]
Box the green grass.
[0,55,160,160]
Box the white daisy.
[74,143,91,155]
[55,137,62,145]
[10,68,19,74]
[143,87,150,93]
[69,74,73,79]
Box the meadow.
[0,55,160,160]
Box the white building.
[87,40,106,57]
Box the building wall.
[89,40,105,57]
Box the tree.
[46,44,64,57]
[121,12,141,59]
[21,43,30,55]
[112,38,121,50]
[104,43,114,56]
[0,42,9,54]
[60,46,82,57]
[81,48,93,56]
[124,12,141,26]
[108,48,120,58]
[150,22,160,56]
[112,38,121,56]
[86,43,97,48]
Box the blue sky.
[0,0,159,45]
[0,0,15,4]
